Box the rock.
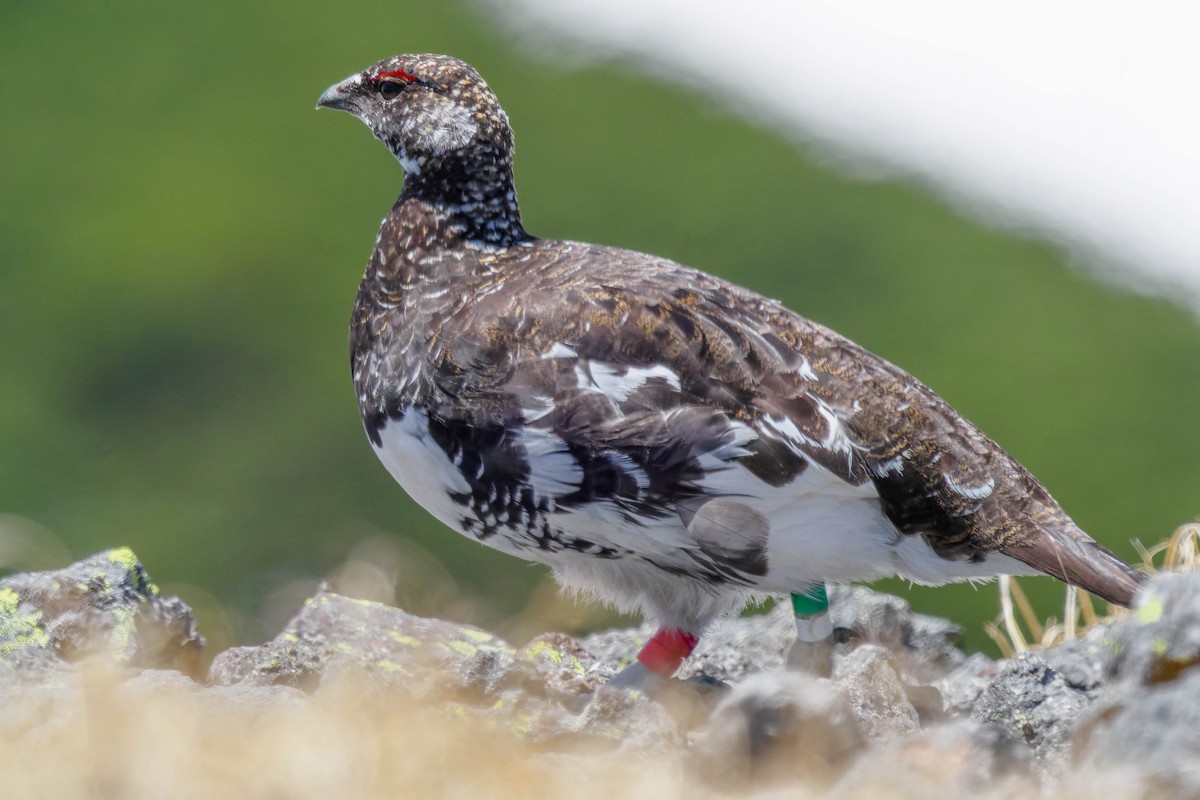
[581,585,967,688]
[692,671,864,789]
[833,644,920,742]
[1106,571,1200,686]
[1064,573,1200,797]
[1076,666,1200,796]
[0,548,203,685]
[209,592,694,756]
[1040,630,1111,692]
[515,632,602,694]
[681,604,795,681]
[577,623,649,678]
[573,686,685,754]
[936,652,999,715]
[210,591,534,702]
[970,652,1091,768]
[9,549,1200,795]
[827,585,967,683]
[834,718,1034,799]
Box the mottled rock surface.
[209,591,531,698]
[0,548,203,686]
[970,652,1091,767]
[694,671,863,789]
[5,550,1200,797]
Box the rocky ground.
[2,549,1198,798]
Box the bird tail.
[1001,523,1146,607]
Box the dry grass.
[0,667,713,800]
[985,522,1200,657]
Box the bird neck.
[396,147,529,248]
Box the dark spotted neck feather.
[394,141,529,249]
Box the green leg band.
[791,585,829,617]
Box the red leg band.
[636,628,699,676]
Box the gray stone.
[209,591,534,702]
[833,644,920,742]
[15,550,1200,794]
[0,548,203,686]
[1106,571,1200,686]
[1041,630,1111,692]
[577,623,648,678]
[579,603,798,684]
[573,686,685,754]
[450,673,683,756]
[828,585,966,683]
[514,632,603,694]
[936,652,998,714]
[692,671,864,789]
[834,718,1034,799]
[681,603,795,681]
[1077,667,1200,796]
[970,652,1091,768]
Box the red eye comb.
[373,69,418,83]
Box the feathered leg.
[788,584,834,675]
[608,627,700,688]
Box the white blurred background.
[486,0,1200,315]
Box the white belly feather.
[371,406,1030,619]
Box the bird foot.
[605,660,665,692]
[601,662,728,729]
[606,662,729,694]
[682,673,731,697]
[603,626,700,693]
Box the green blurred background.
[2,0,1197,655]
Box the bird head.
[317,54,513,177]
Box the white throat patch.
[401,102,480,158]
[396,148,423,176]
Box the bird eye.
[378,81,403,100]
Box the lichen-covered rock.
[0,548,203,684]
[1106,571,1200,685]
[970,652,1090,768]
[446,679,687,759]
[9,550,1200,796]
[208,591,697,757]
[572,686,685,753]
[0,586,62,679]
[515,632,602,694]
[577,609,794,685]
[209,591,533,701]
[1058,572,1200,796]
[576,623,650,678]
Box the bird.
[317,54,1146,687]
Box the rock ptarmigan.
[317,54,1145,686]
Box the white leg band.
[794,611,833,643]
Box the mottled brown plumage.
[318,54,1144,635]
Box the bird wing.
[421,242,1142,601]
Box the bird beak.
[316,78,355,112]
